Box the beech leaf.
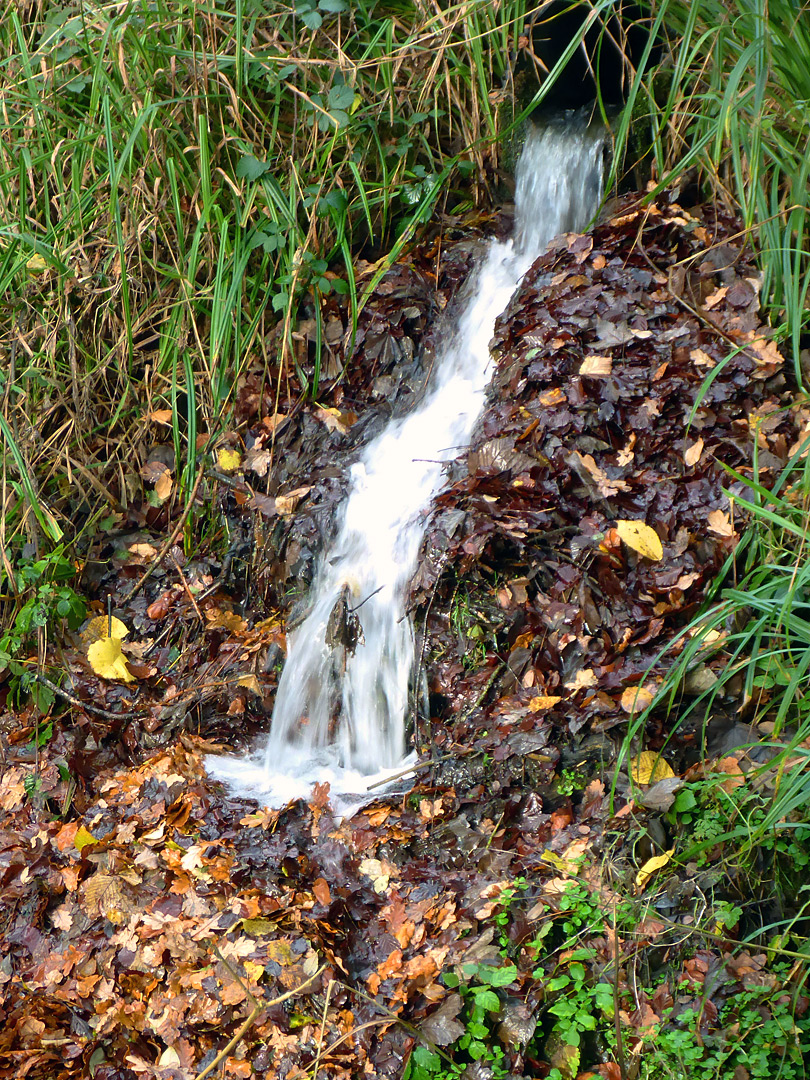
[88,636,137,682]
[630,751,675,785]
[616,519,663,561]
[635,848,674,893]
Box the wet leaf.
[635,848,674,893]
[87,636,137,682]
[275,486,311,515]
[620,686,654,714]
[81,615,129,646]
[528,695,562,712]
[630,751,675,785]
[616,520,663,561]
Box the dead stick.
[32,672,142,721]
[123,460,206,604]
[197,963,326,1080]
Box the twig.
[32,672,142,721]
[197,963,326,1080]
[122,459,206,604]
[460,661,505,720]
[312,976,336,1080]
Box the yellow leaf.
[620,686,654,714]
[74,825,96,852]
[630,751,675,785]
[616,519,663,561]
[81,615,129,647]
[242,918,278,937]
[82,873,129,923]
[88,636,137,682]
[635,848,674,893]
[528,695,562,713]
[217,447,242,472]
[26,253,49,275]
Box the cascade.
[207,117,607,809]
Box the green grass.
[0,0,620,575]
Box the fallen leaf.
[690,347,716,368]
[630,751,675,785]
[87,636,137,682]
[315,406,357,435]
[528,695,562,712]
[635,848,674,893]
[359,858,390,894]
[616,520,663,561]
[26,253,49,274]
[707,509,735,537]
[147,409,174,425]
[81,616,129,646]
[275,486,311,515]
[217,447,242,472]
[620,686,654,714]
[564,668,597,691]
[702,286,728,309]
[579,355,613,377]
[684,437,704,467]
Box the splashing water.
[207,118,607,810]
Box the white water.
[207,119,606,811]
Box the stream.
[207,115,607,809]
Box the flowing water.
[207,118,607,810]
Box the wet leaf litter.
[0,186,803,1079]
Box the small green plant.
[405,962,519,1080]
[0,546,86,710]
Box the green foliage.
[0,546,85,708]
[630,0,810,377]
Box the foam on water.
[207,118,607,812]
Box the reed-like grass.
[1,0,616,572]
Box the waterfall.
[207,117,607,809]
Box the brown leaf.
[684,436,704,467]
[275,486,311,515]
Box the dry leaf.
[275,486,311,515]
[87,636,137,683]
[572,451,629,497]
[702,286,728,310]
[635,848,674,893]
[359,858,390,894]
[690,348,716,369]
[217,448,242,472]
[580,355,613,377]
[630,751,675,785]
[538,387,566,407]
[528,695,562,713]
[616,520,663,561]
[564,668,597,692]
[82,873,129,924]
[620,686,654,714]
[684,437,704,467]
[707,509,735,537]
[315,407,357,435]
